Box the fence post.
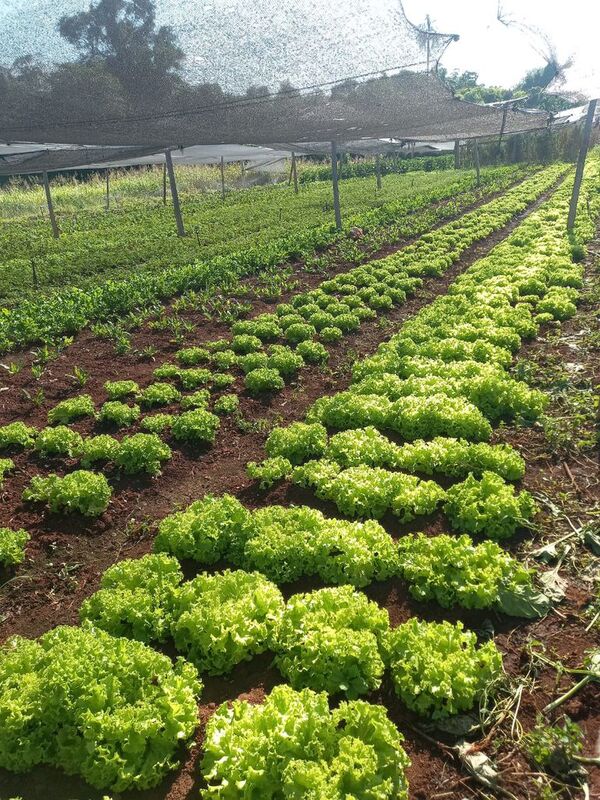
[291,152,299,194]
[162,163,167,205]
[42,171,60,239]
[474,138,481,187]
[375,154,382,190]
[567,99,597,233]
[220,156,226,201]
[330,141,342,231]
[496,106,508,160]
[164,149,186,237]
[105,169,110,211]
[454,139,460,169]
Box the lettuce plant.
[265,422,328,465]
[296,339,329,364]
[213,393,239,414]
[154,493,254,564]
[80,553,183,642]
[180,389,210,410]
[175,346,210,365]
[0,422,36,450]
[152,363,180,380]
[0,527,29,567]
[139,382,181,408]
[231,317,282,342]
[387,619,503,718]
[246,456,293,489]
[237,351,268,374]
[292,461,445,521]
[0,625,200,791]
[79,434,120,467]
[171,408,220,445]
[171,569,284,675]
[231,334,263,354]
[244,367,285,396]
[0,458,14,487]
[320,325,343,343]
[178,367,212,390]
[98,401,140,428]
[266,345,304,379]
[201,685,410,800]
[47,394,95,425]
[275,586,389,698]
[445,471,538,540]
[285,322,316,343]
[23,470,112,516]
[104,379,139,400]
[34,426,83,458]
[398,533,535,611]
[140,413,175,433]
[234,504,398,588]
[211,371,236,389]
[114,433,172,476]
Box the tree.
[57,0,183,98]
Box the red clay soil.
[1,176,598,800]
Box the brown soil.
[1,174,598,800]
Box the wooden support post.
[241,161,246,180]
[291,152,299,194]
[497,106,508,160]
[454,139,460,169]
[220,156,226,201]
[474,138,481,187]
[330,140,342,231]
[105,169,110,211]
[164,149,186,237]
[375,153,382,190]
[162,163,167,205]
[567,98,597,232]
[42,171,60,239]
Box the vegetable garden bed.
[0,156,598,800]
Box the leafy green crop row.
[78,553,505,714]
[0,165,529,352]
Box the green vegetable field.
[0,142,598,800]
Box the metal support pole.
[291,152,299,194]
[375,154,382,190]
[42,171,60,239]
[220,156,226,201]
[162,163,167,205]
[474,138,481,187]
[567,98,597,232]
[105,169,110,211]
[330,140,342,231]
[164,149,186,237]
[454,139,460,169]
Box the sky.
[402,0,599,89]
[0,0,597,94]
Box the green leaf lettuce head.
[274,586,389,698]
[0,625,201,791]
[201,684,410,799]
[170,569,284,675]
[388,618,503,718]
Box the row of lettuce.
[0,159,597,797]
[0,164,530,353]
[298,153,455,183]
[0,165,565,525]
